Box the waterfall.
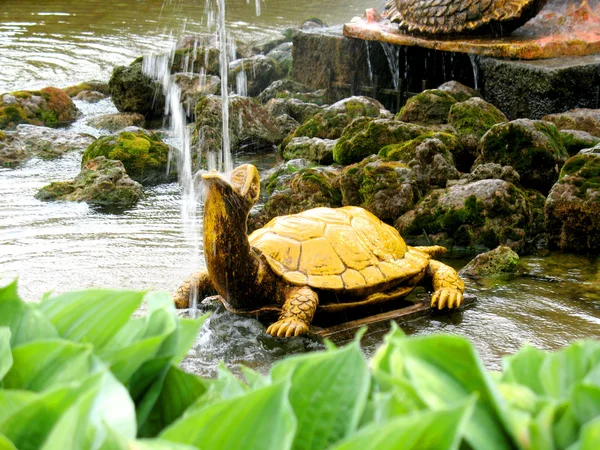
[380,42,400,90]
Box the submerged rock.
[475,119,569,195]
[87,113,145,132]
[0,125,95,167]
[395,179,534,252]
[396,89,457,125]
[545,146,600,251]
[333,118,426,165]
[82,128,175,185]
[542,108,600,138]
[35,156,143,208]
[459,246,520,278]
[108,61,165,119]
[0,87,79,130]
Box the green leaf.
[541,341,599,399]
[390,334,514,450]
[0,391,39,424]
[4,339,94,392]
[0,382,93,449]
[0,328,12,381]
[0,434,16,450]
[160,381,296,450]
[271,341,370,450]
[0,281,58,347]
[130,439,197,450]
[502,345,548,395]
[240,365,271,390]
[571,383,600,425]
[579,417,600,450]
[137,366,210,438]
[39,289,145,351]
[329,398,475,450]
[40,369,136,450]
[171,314,208,364]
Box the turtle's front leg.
[266,286,319,338]
[173,270,215,309]
[427,260,465,309]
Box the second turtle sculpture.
[174,164,465,338]
[384,0,549,36]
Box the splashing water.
[469,53,480,90]
[380,42,400,90]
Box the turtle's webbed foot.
[431,288,463,310]
[267,319,309,338]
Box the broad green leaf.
[502,345,548,395]
[330,398,475,450]
[240,365,271,390]
[4,339,93,391]
[138,365,210,438]
[0,328,12,381]
[0,281,58,346]
[392,334,514,450]
[541,342,598,399]
[0,381,93,450]
[131,439,197,450]
[553,403,580,450]
[271,341,370,450]
[160,381,296,450]
[528,402,556,450]
[0,391,39,425]
[0,434,16,450]
[571,383,600,425]
[171,314,208,364]
[39,289,145,351]
[41,369,136,450]
[579,417,600,450]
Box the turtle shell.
[384,0,549,36]
[248,206,428,294]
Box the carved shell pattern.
[384,0,549,35]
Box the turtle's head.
[202,164,261,211]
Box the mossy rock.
[338,156,417,222]
[447,97,507,170]
[82,129,175,185]
[248,166,342,232]
[459,246,520,278]
[542,108,600,138]
[228,55,283,98]
[63,81,110,97]
[396,89,457,125]
[108,62,165,119]
[545,148,600,250]
[333,118,427,165]
[171,47,220,76]
[475,119,569,195]
[0,87,79,130]
[438,81,479,102]
[284,96,388,149]
[395,179,535,253]
[36,156,143,208]
[559,129,600,156]
[282,137,335,164]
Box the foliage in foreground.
[0,281,599,450]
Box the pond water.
[1,0,599,376]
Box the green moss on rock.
[476,119,569,195]
[396,89,457,125]
[82,129,175,185]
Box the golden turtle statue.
[174,164,465,338]
[385,0,549,36]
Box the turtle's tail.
[413,245,448,258]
